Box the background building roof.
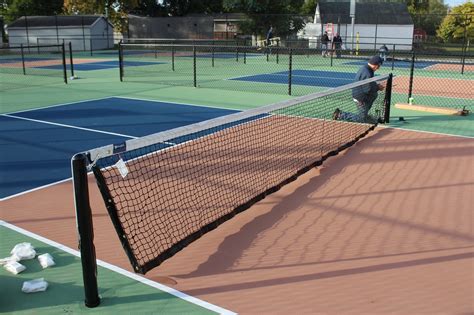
[8,15,110,28]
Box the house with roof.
[7,15,113,51]
[302,0,414,50]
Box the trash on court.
[22,278,48,293]
[3,261,26,274]
[38,253,55,269]
[10,242,36,261]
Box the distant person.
[332,33,343,58]
[321,31,330,57]
[266,26,273,46]
[379,44,389,62]
[333,56,385,123]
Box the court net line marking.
[2,114,138,139]
[0,220,236,315]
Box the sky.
[443,0,471,7]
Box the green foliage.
[1,0,64,23]
[300,0,317,15]
[63,0,139,32]
[408,0,447,36]
[223,0,306,37]
[163,0,224,16]
[437,2,473,43]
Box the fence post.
[56,15,60,46]
[71,153,101,308]
[330,47,334,67]
[172,44,175,71]
[69,42,75,78]
[20,44,26,75]
[82,16,86,52]
[391,44,395,70]
[407,51,415,103]
[211,44,215,67]
[461,24,468,75]
[288,48,293,96]
[193,45,197,87]
[61,43,68,84]
[118,41,124,82]
[383,73,393,123]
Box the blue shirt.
[352,64,378,102]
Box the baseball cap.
[369,55,383,65]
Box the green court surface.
[388,93,474,137]
[0,222,229,314]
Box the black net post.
[118,41,124,82]
[71,153,100,308]
[193,45,197,87]
[236,46,239,62]
[69,41,75,78]
[407,50,415,103]
[288,48,292,96]
[244,48,246,64]
[20,44,26,75]
[61,42,68,84]
[276,47,279,64]
[383,73,393,123]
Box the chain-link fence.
[118,42,473,111]
[0,43,69,91]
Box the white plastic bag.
[37,253,55,269]
[10,243,36,261]
[3,261,26,274]
[22,278,48,293]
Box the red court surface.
[1,127,473,314]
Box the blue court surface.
[0,98,237,198]
[35,60,165,71]
[231,70,355,88]
[344,59,437,69]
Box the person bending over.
[333,56,385,123]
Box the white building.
[7,15,114,51]
[300,0,414,51]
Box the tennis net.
[0,44,68,91]
[80,74,392,274]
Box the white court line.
[5,96,113,115]
[2,114,138,139]
[0,177,72,202]
[0,220,236,315]
[379,124,474,139]
[114,96,243,112]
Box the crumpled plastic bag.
[10,243,36,261]
[3,261,26,274]
[37,253,55,269]
[0,256,19,265]
[22,278,48,293]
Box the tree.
[1,0,64,23]
[300,0,317,16]
[408,0,448,36]
[162,0,224,16]
[223,0,306,38]
[63,0,139,32]
[437,2,473,43]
